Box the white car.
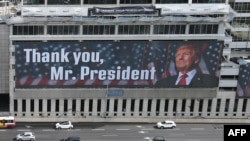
[16,132,35,141]
[55,121,73,129]
[156,120,176,129]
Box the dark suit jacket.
[154,72,219,88]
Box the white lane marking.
[102,134,117,137]
[139,131,148,134]
[116,128,129,131]
[42,129,55,131]
[18,129,32,132]
[0,130,6,131]
[92,128,105,131]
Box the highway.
[0,122,223,141]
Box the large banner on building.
[236,63,250,98]
[15,41,223,88]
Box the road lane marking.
[116,128,129,131]
[42,129,55,131]
[17,129,32,132]
[102,134,117,137]
[0,130,6,131]
[92,128,105,131]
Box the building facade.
[0,0,250,123]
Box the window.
[189,24,218,34]
[181,99,186,112]
[39,99,43,112]
[118,25,150,34]
[156,99,160,113]
[207,99,212,112]
[164,99,169,112]
[122,99,126,112]
[190,99,195,112]
[147,99,152,112]
[242,99,247,112]
[154,24,185,34]
[120,0,151,4]
[193,0,225,3]
[84,0,116,4]
[233,99,238,112]
[114,99,118,112]
[55,99,59,112]
[229,2,250,13]
[48,0,80,5]
[173,99,177,112]
[216,99,221,112]
[198,100,203,112]
[64,99,68,112]
[139,99,143,112]
[80,99,85,112]
[22,99,26,112]
[72,99,76,112]
[13,25,44,35]
[23,0,45,5]
[156,0,188,4]
[97,99,101,112]
[47,25,79,35]
[14,100,17,112]
[82,25,115,35]
[89,99,93,112]
[30,99,34,112]
[225,99,230,112]
[131,99,135,112]
[47,99,51,112]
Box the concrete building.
[0,0,250,123]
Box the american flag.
[238,63,250,88]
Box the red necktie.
[178,74,187,86]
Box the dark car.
[152,136,167,141]
[60,136,82,141]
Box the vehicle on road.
[60,136,82,141]
[152,136,167,141]
[55,121,73,129]
[0,116,15,128]
[16,132,35,141]
[156,120,176,129]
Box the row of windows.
[13,24,219,35]
[230,2,250,13]
[231,17,250,28]
[227,30,250,42]
[13,98,248,117]
[19,0,225,5]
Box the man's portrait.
[155,42,221,88]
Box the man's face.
[175,47,199,73]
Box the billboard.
[236,63,250,98]
[15,41,223,88]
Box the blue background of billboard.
[15,41,223,88]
